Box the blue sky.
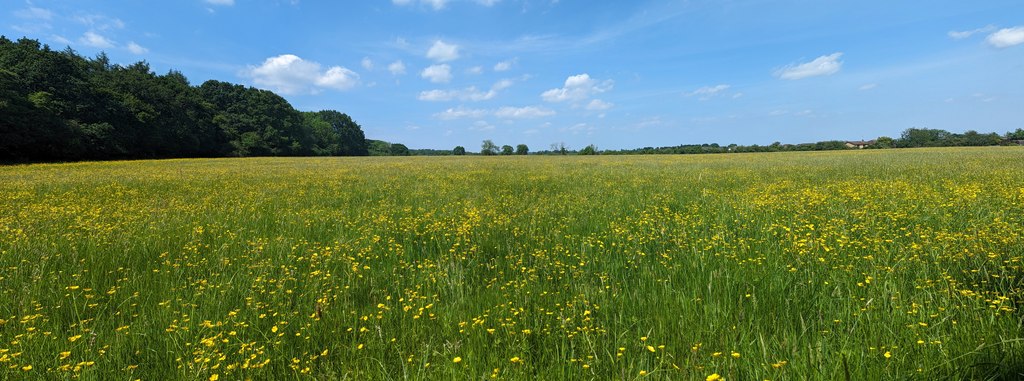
[3,1,1023,150]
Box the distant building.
[845,140,876,149]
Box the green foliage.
[0,36,369,162]
[481,140,498,156]
[579,144,598,155]
[390,143,410,156]
[501,145,514,155]
[515,144,529,155]
[453,146,466,155]
[2,149,1023,379]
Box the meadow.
[1,147,1022,380]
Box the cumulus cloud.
[388,60,407,75]
[126,42,148,55]
[426,40,460,62]
[434,107,488,120]
[420,64,453,83]
[541,73,613,103]
[987,27,1024,48]
[361,57,374,70]
[466,66,484,75]
[244,54,359,94]
[948,25,996,40]
[495,106,555,119]
[205,0,235,5]
[775,53,843,80]
[79,31,115,48]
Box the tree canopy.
[0,36,368,162]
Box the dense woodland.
[1,37,369,161]
[3,36,1022,162]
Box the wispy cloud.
[775,53,843,80]
[79,31,116,49]
[685,84,732,100]
[948,25,996,40]
[126,42,149,55]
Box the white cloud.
[421,64,453,83]
[541,73,613,103]
[686,84,731,100]
[361,57,374,70]
[79,31,115,49]
[434,107,488,120]
[466,66,484,75]
[987,27,1024,48]
[245,54,359,94]
[388,60,407,75]
[492,79,514,91]
[418,79,515,101]
[859,83,878,91]
[495,106,555,119]
[205,0,235,5]
[394,0,494,10]
[15,7,53,20]
[775,52,843,80]
[316,66,360,90]
[470,120,496,131]
[948,25,995,40]
[73,14,125,32]
[493,58,516,72]
[426,40,460,62]
[585,99,613,111]
[126,42,148,55]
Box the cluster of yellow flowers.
[0,148,1022,379]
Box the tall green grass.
[1,147,1022,380]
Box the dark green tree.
[481,140,498,155]
[515,144,529,155]
[452,146,466,155]
[390,143,410,156]
[501,145,514,155]
[312,110,369,156]
[579,144,598,155]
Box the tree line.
[1,36,369,162]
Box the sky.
[3,1,1023,150]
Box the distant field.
[1,148,1023,380]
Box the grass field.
[1,147,1023,380]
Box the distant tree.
[550,142,568,155]
[367,139,393,156]
[312,110,369,156]
[515,144,529,155]
[871,136,894,149]
[579,144,598,155]
[453,145,466,155]
[501,145,514,155]
[1007,128,1024,140]
[897,128,951,148]
[481,140,498,155]
[390,143,410,156]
